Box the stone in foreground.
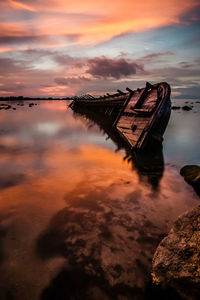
[152,205,200,300]
[180,165,200,196]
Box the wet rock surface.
[152,205,200,300]
[180,165,200,196]
[0,104,11,110]
[171,106,181,110]
[0,101,38,111]
[182,105,193,111]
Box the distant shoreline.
[0,97,71,101]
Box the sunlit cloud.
[1,0,199,47]
[0,0,199,97]
[8,0,37,12]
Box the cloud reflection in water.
[0,100,198,299]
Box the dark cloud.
[179,62,194,68]
[139,51,174,62]
[156,66,200,80]
[0,173,27,190]
[0,83,25,92]
[172,85,200,99]
[0,34,80,46]
[0,35,40,45]
[179,3,200,23]
[22,48,56,57]
[54,76,91,86]
[54,54,77,66]
[85,57,143,79]
[0,58,29,73]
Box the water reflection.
[71,105,165,190]
[37,181,165,299]
[37,166,198,299]
[0,100,199,300]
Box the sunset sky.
[0,0,199,97]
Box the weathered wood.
[117,89,126,95]
[115,82,171,149]
[70,82,171,150]
[126,87,133,93]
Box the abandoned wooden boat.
[70,82,171,150]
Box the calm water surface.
[0,100,199,299]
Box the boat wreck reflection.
[71,105,165,190]
[36,105,170,299]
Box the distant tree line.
[0,96,72,101]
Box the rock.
[152,205,200,299]
[171,106,181,110]
[180,165,200,196]
[182,105,192,111]
[180,165,200,184]
[0,104,12,110]
[4,105,12,110]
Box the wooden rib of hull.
[70,94,129,107]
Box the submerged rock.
[152,205,200,300]
[182,105,193,111]
[180,165,200,196]
[171,106,181,110]
[0,104,12,110]
[180,165,200,184]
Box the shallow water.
[0,99,199,299]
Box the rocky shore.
[180,165,200,196]
[152,166,200,300]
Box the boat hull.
[70,82,171,151]
[115,82,171,150]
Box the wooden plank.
[119,126,132,131]
[122,131,142,140]
[118,118,134,124]
[115,85,156,149]
[118,119,134,125]
[117,120,149,130]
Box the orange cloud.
[1,0,199,46]
[171,91,182,96]
[0,90,14,94]
[8,0,37,12]
[39,85,75,96]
